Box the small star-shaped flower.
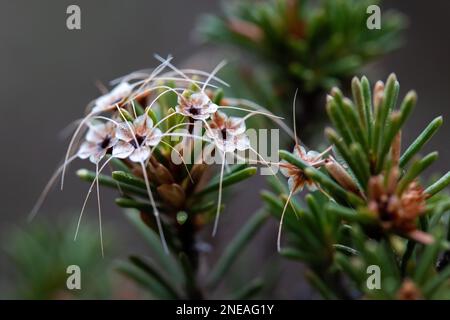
[113,114,162,162]
[175,91,218,120]
[78,122,118,163]
[206,111,250,152]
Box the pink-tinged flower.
[176,91,218,120]
[78,122,118,164]
[279,146,324,193]
[206,111,250,152]
[112,115,162,162]
[92,82,133,113]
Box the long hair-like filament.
[74,156,113,241]
[217,106,283,120]
[202,60,227,92]
[225,98,296,140]
[277,189,294,252]
[139,160,169,254]
[154,54,201,91]
[95,162,104,257]
[212,149,227,237]
[28,155,78,221]
[61,115,93,190]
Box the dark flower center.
[221,128,228,140]
[188,107,200,115]
[99,135,111,149]
[129,134,146,148]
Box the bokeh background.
[1,0,449,298]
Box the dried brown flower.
[367,168,432,244]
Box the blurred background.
[0,0,449,299]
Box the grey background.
[0,0,449,298]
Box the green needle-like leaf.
[112,171,147,190]
[179,252,199,299]
[326,128,366,186]
[305,167,364,207]
[423,265,450,297]
[230,278,264,300]
[261,191,301,234]
[425,171,450,197]
[377,111,402,173]
[351,77,366,128]
[350,143,370,187]
[115,261,175,299]
[109,157,131,173]
[77,169,147,197]
[195,166,257,196]
[327,98,353,145]
[124,210,182,283]
[305,271,338,300]
[333,244,358,256]
[278,149,309,170]
[361,76,373,145]
[397,152,438,194]
[398,91,417,127]
[326,203,374,224]
[279,149,364,206]
[400,116,443,168]
[129,256,180,299]
[207,209,270,289]
[380,74,399,121]
[280,247,322,263]
[340,98,369,152]
[413,235,442,285]
[115,197,153,212]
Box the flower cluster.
[76,88,255,164]
[33,57,283,259]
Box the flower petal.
[112,141,134,159]
[129,146,151,163]
[116,123,134,141]
[279,162,291,178]
[235,134,250,151]
[93,82,132,111]
[146,128,162,146]
[86,123,107,143]
[228,116,246,135]
[78,142,97,159]
[190,92,210,107]
[134,114,153,136]
[206,103,218,114]
[89,149,107,164]
[210,111,227,129]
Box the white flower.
[279,146,323,193]
[112,114,162,162]
[92,82,133,113]
[175,91,218,120]
[78,122,118,163]
[206,111,250,152]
